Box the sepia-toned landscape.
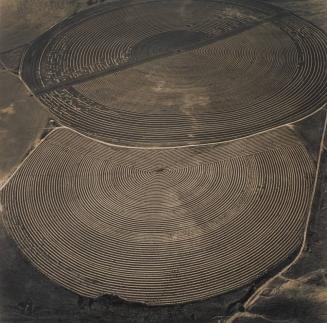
[0,1,326,322]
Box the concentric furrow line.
[30,0,270,92]
[34,13,279,94]
[20,0,327,147]
[0,127,315,304]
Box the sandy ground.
[0,71,49,185]
[0,0,117,52]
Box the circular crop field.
[1,127,314,304]
[21,0,327,147]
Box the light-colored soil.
[0,71,49,185]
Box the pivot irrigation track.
[1,127,315,304]
[20,0,327,147]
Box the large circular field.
[21,0,327,147]
[1,127,314,304]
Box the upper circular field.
[21,0,327,147]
